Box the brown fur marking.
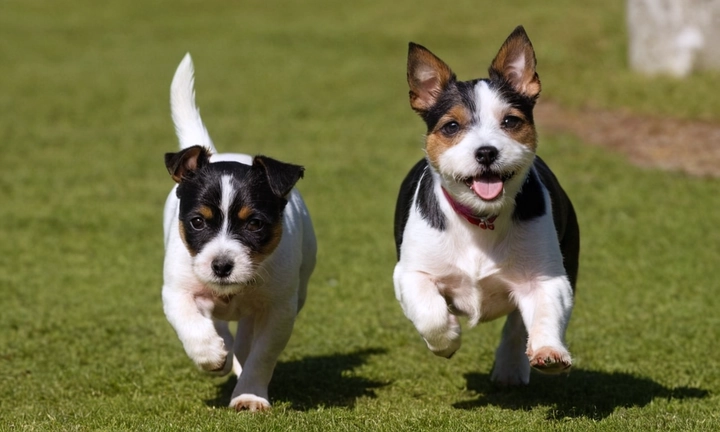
[250,222,283,266]
[425,105,472,167]
[238,206,253,221]
[198,205,214,220]
[178,223,198,257]
[504,107,538,151]
[490,27,541,98]
[408,43,455,113]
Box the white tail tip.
[170,53,215,151]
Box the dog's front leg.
[394,267,461,358]
[229,303,296,412]
[516,276,574,373]
[162,285,233,374]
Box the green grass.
[1,0,719,430]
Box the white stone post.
[627,0,720,76]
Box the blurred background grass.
[1,0,719,430]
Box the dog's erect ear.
[252,156,305,198]
[165,145,212,183]
[488,26,541,99]
[407,42,455,113]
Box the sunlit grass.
[1,0,719,430]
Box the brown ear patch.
[407,42,456,113]
[165,145,213,183]
[489,26,541,99]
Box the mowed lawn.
[1,0,719,430]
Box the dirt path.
[535,101,720,178]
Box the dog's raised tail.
[170,53,215,152]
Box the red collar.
[441,187,498,230]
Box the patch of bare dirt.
[535,100,720,178]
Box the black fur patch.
[512,164,545,222]
[420,76,536,133]
[394,158,445,258]
[421,80,478,131]
[531,156,580,291]
[172,156,302,257]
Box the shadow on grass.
[206,348,389,410]
[454,369,709,420]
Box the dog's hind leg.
[229,302,297,412]
[491,309,530,386]
[394,267,461,358]
[233,316,254,376]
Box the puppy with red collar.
[162,54,316,411]
[393,26,580,386]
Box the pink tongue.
[471,175,503,200]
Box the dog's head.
[407,26,541,216]
[165,145,304,293]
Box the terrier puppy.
[393,26,580,385]
[162,54,316,410]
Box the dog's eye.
[189,217,206,230]
[439,121,460,137]
[246,218,265,232]
[502,115,522,130]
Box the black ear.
[252,155,305,198]
[488,25,541,99]
[164,145,212,183]
[407,42,456,113]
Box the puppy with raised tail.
[393,26,580,386]
[162,54,316,411]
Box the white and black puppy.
[162,54,316,411]
[393,26,580,386]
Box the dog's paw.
[527,346,572,374]
[426,334,461,359]
[430,342,460,359]
[229,394,271,412]
[185,334,230,374]
[425,315,462,358]
[204,351,235,376]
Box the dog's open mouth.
[463,172,514,201]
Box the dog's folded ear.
[165,145,212,183]
[488,25,541,100]
[407,42,456,113]
[252,156,305,198]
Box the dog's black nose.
[211,257,234,278]
[475,146,498,166]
